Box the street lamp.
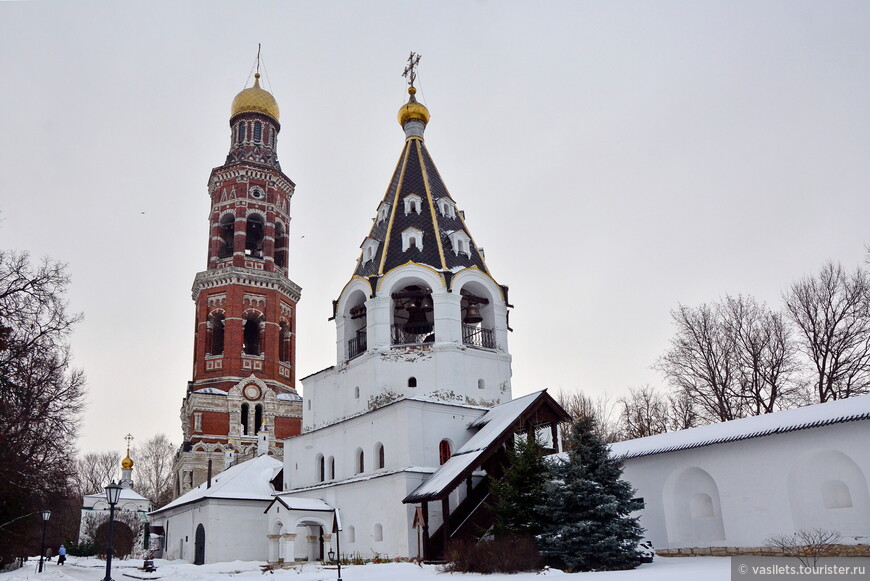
[102,481,122,581]
[37,510,51,573]
[330,508,343,581]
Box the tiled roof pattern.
[353,137,488,279]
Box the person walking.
[57,544,66,566]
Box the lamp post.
[329,509,342,581]
[102,481,122,581]
[37,510,51,573]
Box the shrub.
[444,536,543,574]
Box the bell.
[464,304,483,324]
[403,306,433,334]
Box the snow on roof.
[272,496,333,512]
[277,392,302,401]
[193,387,225,395]
[610,394,870,459]
[83,487,150,502]
[404,391,547,503]
[151,455,282,514]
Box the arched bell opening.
[391,284,434,345]
[459,282,495,349]
[344,290,368,360]
[245,213,265,259]
[218,213,235,259]
[208,312,225,356]
[243,313,264,356]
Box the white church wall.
[283,398,485,490]
[157,498,271,563]
[622,421,870,551]
[276,471,435,559]
[302,347,510,432]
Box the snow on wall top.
[151,455,282,514]
[610,394,870,459]
[83,487,151,503]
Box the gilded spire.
[231,48,280,122]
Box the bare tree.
[134,434,176,508]
[75,451,121,495]
[721,295,805,413]
[555,389,622,444]
[784,262,870,402]
[619,386,670,439]
[0,251,85,565]
[656,303,742,423]
[657,296,802,424]
[666,389,699,431]
[765,528,841,568]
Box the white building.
[267,77,568,565]
[612,395,870,555]
[79,446,152,549]
[150,452,282,564]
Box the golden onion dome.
[231,73,280,122]
[397,87,430,127]
[121,453,133,470]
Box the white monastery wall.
[622,421,870,550]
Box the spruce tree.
[489,434,548,538]
[538,415,644,571]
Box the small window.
[356,448,364,474]
[253,121,262,142]
[409,237,417,248]
[375,443,385,469]
[403,194,422,215]
[408,377,417,388]
[354,386,360,399]
[439,440,452,465]
[477,379,485,390]
[316,455,325,483]
[374,523,383,542]
[328,456,335,480]
[237,123,246,143]
[307,399,311,410]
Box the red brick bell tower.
[174,72,303,496]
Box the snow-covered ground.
[2,555,730,580]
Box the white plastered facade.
[617,417,870,550]
[274,397,489,560]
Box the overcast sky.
[1,1,868,456]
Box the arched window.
[219,214,235,258]
[241,403,250,435]
[374,523,383,542]
[209,313,225,355]
[254,404,263,433]
[236,122,246,143]
[243,316,261,355]
[316,455,325,483]
[245,213,265,258]
[355,448,364,474]
[328,456,335,480]
[375,443,385,469]
[439,440,452,465]
[253,121,262,142]
[408,377,417,388]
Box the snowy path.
[2,556,731,580]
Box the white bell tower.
[301,57,512,431]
